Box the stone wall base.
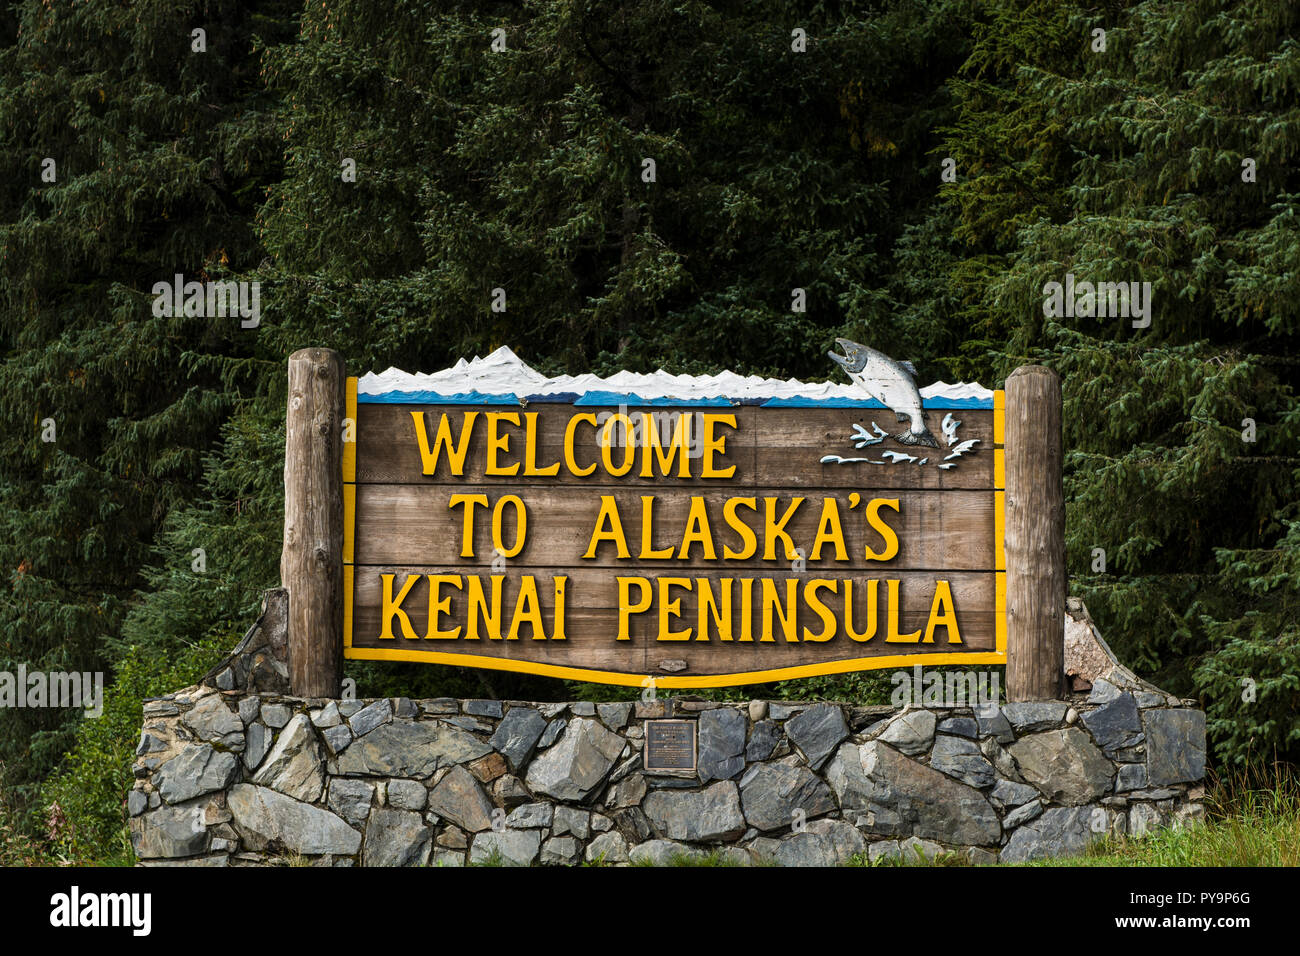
[130,685,1205,866]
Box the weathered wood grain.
[353,404,995,490]
[348,565,996,675]
[283,348,345,697]
[353,484,998,571]
[1004,366,1065,700]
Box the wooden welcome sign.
[318,342,1022,690]
[281,346,1061,698]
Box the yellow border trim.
[994,490,1005,572]
[993,388,1005,445]
[339,393,1010,683]
[995,571,1006,659]
[342,377,358,653]
[993,390,1008,662]
[343,484,356,565]
[341,646,1008,688]
[342,377,357,483]
[343,565,354,652]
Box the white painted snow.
[356,345,993,402]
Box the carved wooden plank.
[340,384,1010,686]
[353,403,994,490]
[352,484,998,571]
[347,565,996,678]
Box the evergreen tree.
[937,0,1300,761]
[254,0,969,380]
[10,0,1295,861]
[0,0,297,800]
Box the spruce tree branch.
[578,5,647,112]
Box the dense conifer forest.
[1,0,1296,861]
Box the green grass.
[1023,765,1300,867]
[630,848,753,867]
[844,846,969,867]
[344,764,1300,868]
[835,764,1300,868]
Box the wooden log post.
[282,348,345,698]
[1005,365,1065,701]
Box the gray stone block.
[154,744,240,805]
[1001,700,1068,734]
[929,734,996,788]
[1143,709,1206,786]
[349,699,393,737]
[1008,728,1114,805]
[489,706,546,771]
[825,740,1000,846]
[643,781,745,842]
[698,708,747,782]
[525,718,625,801]
[785,703,849,770]
[739,761,834,832]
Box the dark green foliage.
[0,0,1296,864]
[0,0,298,801]
[936,0,1300,761]
[42,634,233,865]
[254,0,968,380]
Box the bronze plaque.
[644,719,697,772]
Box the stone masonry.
[130,689,1205,867]
[130,591,1205,866]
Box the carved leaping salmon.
[827,338,939,448]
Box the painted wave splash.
[820,413,981,470]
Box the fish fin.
[899,360,917,376]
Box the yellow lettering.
[738,578,754,641]
[552,576,568,640]
[760,579,799,642]
[465,575,503,640]
[564,413,598,477]
[616,577,653,640]
[678,496,717,560]
[584,496,630,559]
[425,574,462,640]
[411,411,477,477]
[639,496,673,559]
[802,579,838,642]
[522,413,561,476]
[923,580,961,644]
[379,573,421,640]
[723,497,758,560]
[448,494,489,558]
[844,578,878,642]
[763,496,804,560]
[698,578,732,641]
[507,575,546,640]
[657,577,693,641]
[485,412,521,476]
[700,414,737,478]
[864,498,901,562]
[599,413,636,476]
[492,495,527,557]
[885,579,922,642]
[640,412,693,478]
[810,498,848,562]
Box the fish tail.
[895,427,940,448]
